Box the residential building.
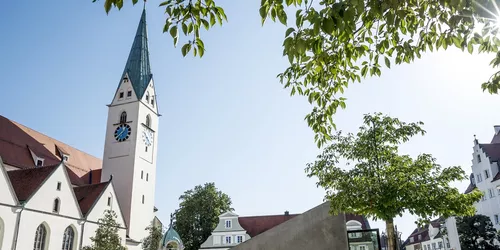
[403,218,449,250]
[200,205,370,250]
[0,6,161,250]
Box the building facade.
[403,219,449,250]
[0,7,159,250]
[200,209,370,250]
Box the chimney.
[495,126,500,135]
[284,211,289,216]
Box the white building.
[0,6,161,250]
[444,126,500,250]
[403,218,450,250]
[199,210,370,250]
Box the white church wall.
[16,210,80,250]
[0,162,17,206]
[25,164,82,218]
[0,205,17,250]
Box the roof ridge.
[239,213,300,218]
[7,163,60,172]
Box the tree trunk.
[386,219,397,250]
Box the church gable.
[112,72,139,105]
[0,157,18,205]
[85,182,126,228]
[23,163,82,218]
[141,79,158,114]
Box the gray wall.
[230,202,348,250]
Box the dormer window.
[36,159,44,167]
[63,155,69,162]
[225,220,232,228]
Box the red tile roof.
[7,164,58,202]
[238,214,299,237]
[73,182,110,216]
[0,115,102,184]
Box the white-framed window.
[225,236,231,244]
[33,224,48,250]
[489,188,495,198]
[427,244,430,250]
[477,173,483,183]
[225,220,232,228]
[237,235,243,243]
[56,182,61,191]
[495,214,499,225]
[61,226,75,250]
[432,242,436,249]
[359,246,366,250]
[485,169,490,179]
[483,191,487,201]
[438,242,443,249]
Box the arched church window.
[146,115,151,127]
[53,198,60,213]
[33,224,48,250]
[61,226,75,250]
[120,112,127,124]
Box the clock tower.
[101,7,159,246]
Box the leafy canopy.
[457,214,500,250]
[173,182,233,250]
[305,113,482,223]
[82,210,126,250]
[96,0,500,147]
[141,222,163,250]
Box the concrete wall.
[230,202,348,250]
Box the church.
[0,7,176,250]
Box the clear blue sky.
[1,0,500,240]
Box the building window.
[485,170,490,179]
[146,173,149,181]
[477,173,483,183]
[62,155,69,162]
[142,195,145,204]
[141,171,144,179]
[145,146,148,152]
[432,243,436,249]
[61,226,75,250]
[57,182,61,191]
[483,191,487,201]
[225,220,232,228]
[489,188,495,198]
[146,115,151,127]
[127,90,132,97]
[107,197,112,207]
[151,97,155,107]
[438,242,443,249]
[225,236,231,244]
[36,159,43,167]
[478,154,482,163]
[119,92,124,99]
[33,224,48,250]
[120,111,127,124]
[237,235,243,243]
[359,246,366,250]
[146,92,150,102]
[495,214,499,224]
[53,198,60,213]
[410,237,414,243]
[446,239,450,248]
[424,245,427,250]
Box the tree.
[457,214,500,250]
[173,182,233,250]
[141,222,163,250]
[305,113,483,250]
[95,0,500,147]
[82,209,126,250]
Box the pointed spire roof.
[121,8,152,99]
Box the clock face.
[114,124,131,142]
[142,130,153,146]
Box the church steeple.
[121,8,152,99]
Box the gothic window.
[53,198,60,213]
[33,224,48,250]
[120,112,127,124]
[146,115,151,127]
[61,226,75,250]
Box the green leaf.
[285,27,295,37]
[170,26,178,39]
[321,18,334,35]
[384,57,391,68]
[467,42,474,54]
[278,9,287,25]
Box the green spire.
[121,8,152,99]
